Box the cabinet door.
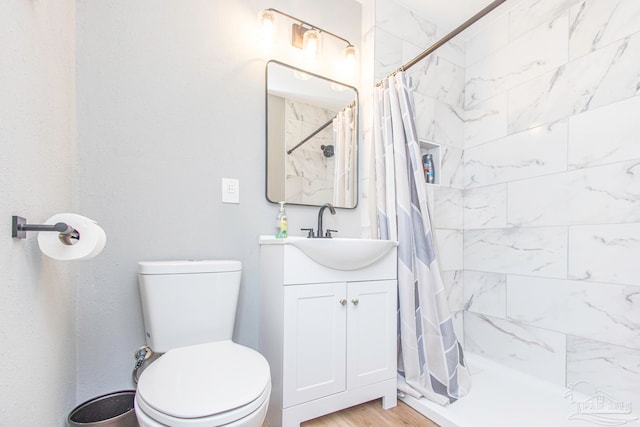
[346,280,397,389]
[283,283,347,408]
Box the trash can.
[68,390,138,427]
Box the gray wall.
[75,0,362,401]
[0,1,78,425]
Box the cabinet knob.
[351,299,359,306]
[339,299,347,306]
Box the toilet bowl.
[135,342,270,427]
[134,260,271,427]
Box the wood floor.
[264,399,440,426]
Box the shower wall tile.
[464,13,568,107]
[442,270,464,312]
[464,13,508,68]
[433,101,464,148]
[374,28,403,81]
[434,228,463,271]
[464,121,568,189]
[464,226,568,278]
[568,95,640,170]
[567,336,640,405]
[440,145,464,189]
[464,184,507,229]
[434,35,465,69]
[375,0,438,53]
[431,186,463,229]
[507,276,640,349]
[464,312,566,386]
[569,0,640,61]
[410,56,465,111]
[568,223,640,287]
[463,271,507,319]
[509,0,581,40]
[464,93,508,149]
[508,160,640,227]
[413,91,436,141]
[508,32,640,133]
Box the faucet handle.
[325,229,338,238]
[300,228,315,238]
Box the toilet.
[134,260,271,427]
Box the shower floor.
[400,353,640,427]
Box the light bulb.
[344,44,357,62]
[302,29,321,59]
[258,10,275,41]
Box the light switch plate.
[221,178,240,204]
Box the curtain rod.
[377,0,507,86]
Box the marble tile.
[442,270,464,312]
[431,186,463,230]
[463,271,507,319]
[509,32,640,133]
[507,276,640,349]
[374,28,403,81]
[433,100,464,149]
[464,93,508,149]
[434,30,465,69]
[464,312,566,386]
[508,160,640,227]
[568,95,640,170]
[434,228,463,271]
[464,184,507,229]
[567,336,640,405]
[465,12,509,68]
[409,56,465,111]
[568,223,640,287]
[401,40,423,66]
[569,0,640,60]
[375,0,438,51]
[440,145,464,189]
[509,0,581,40]
[464,121,568,188]
[464,226,568,278]
[465,13,568,107]
[413,91,436,141]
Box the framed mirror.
[266,60,358,208]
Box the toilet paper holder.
[11,215,80,245]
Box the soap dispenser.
[276,201,288,238]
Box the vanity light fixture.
[258,8,357,64]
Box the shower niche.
[419,140,441,186]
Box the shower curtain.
[333,103,356,206]
[373,72,471,405]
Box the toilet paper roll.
[37,213,107,261]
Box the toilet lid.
[137,341,270,419]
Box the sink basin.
[259,236,398,271]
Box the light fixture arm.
[264,8,353,47]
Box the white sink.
[259,236,398,271]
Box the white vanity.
[259,236,398,427]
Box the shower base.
[400,353,639,427]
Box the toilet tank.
[137,260,242,353]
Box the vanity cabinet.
[259,237,398,427]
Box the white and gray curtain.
[332,103,357,207]
[373,72,471,405]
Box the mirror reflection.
[266,60,358,208]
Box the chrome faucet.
[317,203,336,238]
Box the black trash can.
[68,390,138,427]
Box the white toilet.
[134,260,271,427]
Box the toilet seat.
[136,341,271,427]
